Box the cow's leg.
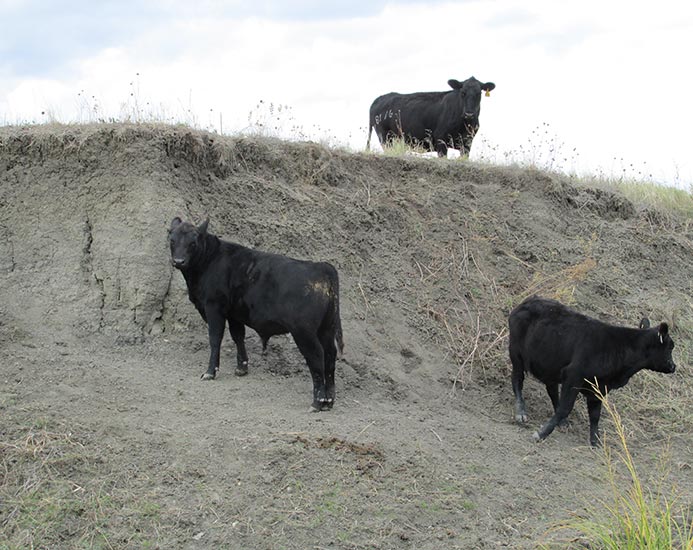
[510,348,527,423]
[202,307,225,381]
[227,320,249,376]
[435,140,448,158]
[319,330,337,410]
[546,383,569,428]
[534,378,580,442]
[462,125,477,156]
[585,393,603,447]
[453,136,468,158]
[292,331,327,411]
[462,137,473,157]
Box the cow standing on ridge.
[367,76,495,157]
[169,217,344,411]
[509,296,676,446]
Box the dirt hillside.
[1,123,691,549]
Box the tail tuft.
[335,322,344,358]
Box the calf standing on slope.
[169,217,343,411]
[509,296,676,446]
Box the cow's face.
[646,323,677,374]
[448,77,495,121]
[169,217,208,270]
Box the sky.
[1,0,692,188]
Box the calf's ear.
[197,218,209,234]
[639,317,650,329]
[482,82,496,92]
[170,217,182,231]
[448,79,463,90]
[658,322,669,344]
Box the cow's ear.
[657,323,669,344]
[448,79,463,90]
[197,218,209,235]
[482,82,496,92]
[639,317,650,329]
[170,217,182,231]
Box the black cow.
[509,296,676,446]
[367,76,495,157]
[169,217,344,411]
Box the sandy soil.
[1,124,691,549]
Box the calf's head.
[644,322,677,374]
[448,77,495,121]
[169,217,209,270]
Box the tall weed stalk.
[556,381,693,550]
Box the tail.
[329,266,344,357]
[366,119,373,151]
[335,307,344,358]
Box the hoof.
[201,372,216,381]
[310,398,331,412]
[532,431,543,442]
[235,361,248,376]
[515,413,528,424]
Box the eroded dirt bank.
[1,124,691,549]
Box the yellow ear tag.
[485,90,491,97]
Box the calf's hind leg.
[510,346,528,423]
[319,330,337,409]
[585,393,603,447]
[227,320,249,376]
[292,331,328,411]
[546,383,569,428]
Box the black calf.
[169,217,344,411]
[509,296,676,446]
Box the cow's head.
[169,217,209,270]
[644,322,677,374]
[448,77,495,121]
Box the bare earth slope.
[1,124,691,549]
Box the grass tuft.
[547,382,693,550]
[379,135,430,158]
[586,178,693,221]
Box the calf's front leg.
[585,393,603,447]
[534,379,579,442]
[202,307,225,381]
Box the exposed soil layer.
[1,124,692,549]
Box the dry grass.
[517,254,597,307]
[406,232,510,391]
[546,383,693,550]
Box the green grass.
[379,135,430,157]
[0,421,174,549]
[587,177,693,219]
[549,382,693,550]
